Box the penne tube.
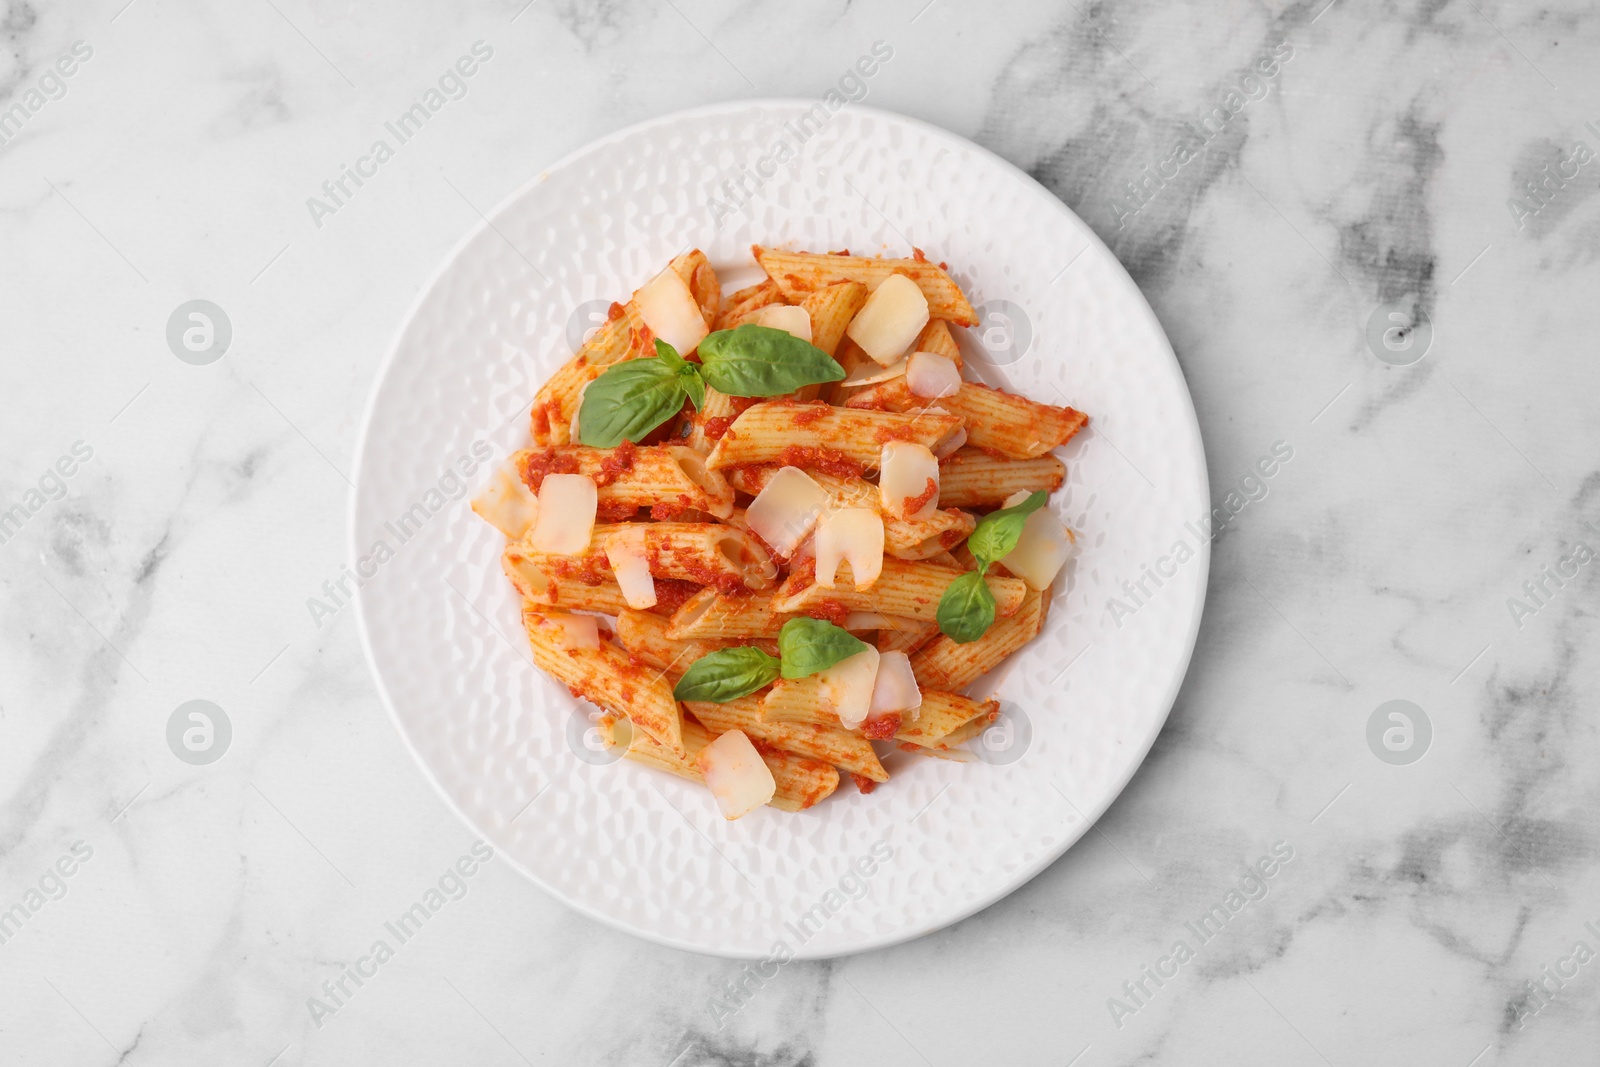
[668,588,790,640]
[847,379,1087,459]
[762,680,993,748]
[753,246,977,326]
[906,705,999,750]
[512,522,776,594]
[911,588,1045,692]
[937,448,1066,508]
[605,715,838,812]
[523,607,683,757]
[713,279,784,330]
[913,318,963,368]
[705,400,962,474]
[794,281,869,402]
[515,443,734,519]
[504,544,633,615]
[875,617,941,655]
[684,388,740,453]
[614,609,777,680]
[673,248,722,333]
[687,696,887,783]
[728,464,974,560]
[774,557,1027,623]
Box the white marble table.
[3,1,1597,1063]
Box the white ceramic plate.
[352,100,1208,959]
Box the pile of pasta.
[472,246,1087,819]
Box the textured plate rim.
[350,98,1210,959]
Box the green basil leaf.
[577,357,689,447]
[672,646,782,703]
[936,570,997,643]
[966,490,1050,569]
[777,616,870,679]
[697,324,846,397]
[654,338,706,412]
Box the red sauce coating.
[530,402,553,438]
[873,422,922,444]
[702,416,735,442]
[519,449,580,491]
[594,502,640,523]
[776,445,863,480]
[803,599,851,626]
[911,247,927,262]
[791,401,831,427]
[650,579,700,616]
[903,477,938,518]
[592,439,637,487]
[850,773,878,794]
[860,713,902,741]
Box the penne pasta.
[523,607,683,757]
[912,318,963,368]
[705,400,962,473]
[937,448,1067,508]
[875,617,941,655]
[687,696,887,783]
[667,587,789,640]
[800,281,869,360]
[512,522,776,594]
[911,588,1045,692]
[515,443,734,520]
[605,714,838,812]
[614,608,777,679]
[847,379,1087,459]
[753,245,978,326]
[728,464,974,560]
[713,279,783,330]
[773,556,1027,623]
[908,706,999,750]
[762,680,993,748]
[504,544,633,615]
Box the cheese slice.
[845,274,929,364]
[868,650,922,720]
[818,646,880,730]
[745,466,829,558]
[813,508,884,590]
[635,267,709,355]
[530,473,597,554]
[694,729,777,820]
[841,356,908,388]
[755,304,812,343]
[1000,504,1077,591]
[879,442,940,521]
[471,464,540,539]
[906,351,962,399]
[541,612,599,651]
[604,527,656,609]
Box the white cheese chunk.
[745,466,829,558]
[540,612,599,651]
[932,425,967,459]
[1000,506,1077,591]
[878,441,940,521]
[470,463,540,539]
[841,356,908,387]
[818,646,880,730]
[813,508,884,590]
[868,650,922,720]
[530,473,597,554]
[603,527,656,609]
[635,267,709,355]
[845,274,930,364]
[694,729,777,820]
[905,351,962,399]
[754,304,812,343]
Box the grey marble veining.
[1,0,1597,1063]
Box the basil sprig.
[669,618,868,704]
[576,326,844,447]
[673,646,781,703]
[936,491,1050,644]
[579,340,703,447]
[697,325,845,396]
[776,617,869,679]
